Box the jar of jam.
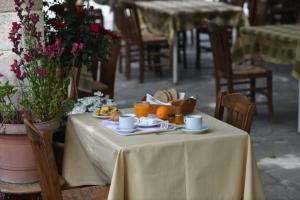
[175,113,184,125]
[168,112,175,123]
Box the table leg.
[298,81,300,132]
[173,33,178,84]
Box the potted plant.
[0,0,81,183]
[44,0,119,74]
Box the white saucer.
[182,125,208,134]
[92,113,110,119]
[116,127,137,133]
[136,121,161,128]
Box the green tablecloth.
[135,0,244,43]
[233,25,300,80]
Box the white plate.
[116,127,137,133]
[136,121,161,128]
[136,117,162,128]
[182,125,208,134]
[92,113,110,119]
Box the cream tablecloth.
[62,111,265,200]
[136,0,244,44]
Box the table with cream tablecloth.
[233,25,300,132]
[62,110,265,200]
[135,0,245,84]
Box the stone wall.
[0,0,43,83]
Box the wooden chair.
[69,42,121,100]
[206,21,273,119]
[215,91,256,133]
[23,117,109,200]
[114,1,170,83]
[195,0,245,69]
[248,0,269,25]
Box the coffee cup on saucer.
[119,114,137,130]
[184,115,203,130]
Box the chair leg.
[250,78,256,103]
[147,46,152,70]
[182,31,187,69]
[196,29,200,69]
[215,76,221,96]
[267,74,274,121]
[139,45,145,83]
[177,32,182,64]
[228,80,234,93]
[118,53,123,74]
[125,43,131,80]
[118,43,124,74]
[168,45,173,71]
[154,46,162,76]
[190,29,194,45]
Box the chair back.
[24,118,63,200]
[206,21,233,79]
[114,1,142,44]
[249,0,269,25]
[99,41,121,98]
[214,91,256,133]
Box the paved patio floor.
[113,41,300,200]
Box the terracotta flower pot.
[0,119,60,184]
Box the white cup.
[184,115,203,130]
[119,114,137,130]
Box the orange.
[156,106,170,120]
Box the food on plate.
[109,111,121,121]
[95,105,118,116]
[156,105,170,120]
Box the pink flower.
[79,43,84,50]
[71,42,79,55]
[29,14,39,25]
[24,53,33,62]
[35,67,48,78]
[14,0,24,7]
[43,39,64,59]
[10,59,22,79]
[9,22,22,55]
[0,73,3,78]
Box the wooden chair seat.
[62,185,109,200]
[142,30,168,44]
[0,176,65,195]
[232,64,271,78]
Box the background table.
[135,0,244,84]
[63,111,265,200]
[233,25,300,131]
